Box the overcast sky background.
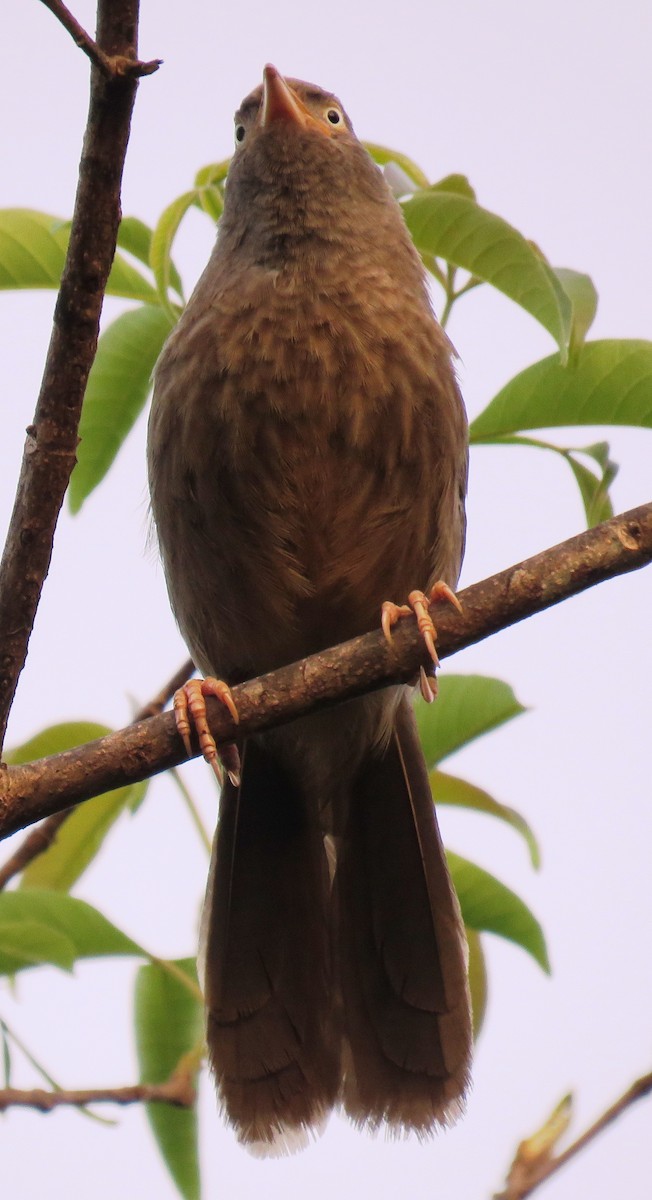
[1,2,651,1198]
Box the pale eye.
[326,108,342,126]
[235,124,246,144]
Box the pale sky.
[1,2,651,1198]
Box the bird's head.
[218,66,409,271]
[233,64,355,152]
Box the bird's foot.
[173,677,241,786]
[381,582,463,703]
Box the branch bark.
[0,502,650,842]
[39,0,161,76]
[0,1,155,751]
[0,1074,195,1113]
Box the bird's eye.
[235,124,246,144]
[326,108,342,126]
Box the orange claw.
[430,579,464,615]
[381,600,412,644]
[173,677,241,787]
[381,580,463,673]
[407,590,439,665]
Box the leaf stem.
[148,958,203,1004]
[170,768,212,855]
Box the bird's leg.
[381,581,463,702]
[174,677,241,786]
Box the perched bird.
[147,64,472,1153]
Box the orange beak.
[260,64,332,135]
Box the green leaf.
[194,159,231,190]
[433,770,540,868]
[116,216,153,267]
[20,786,146,892]
[0,919,77,973]
[196,186,224,224]
[448,852,550,973]
[564,449,615,527]
[191,165,229,221]
[402,191,573,355]
[470,339,652,440]
[465,928,488,1037]
[0,209,157,301]
[6,721,147,890]
[118,217,184,302]
[5,720,111,766]
[363,144,430,188]
[416,675,527,768]
[150,191,200,317]
[553,267,598,357]
[69,304,173,512]
[135,959,203,1200]
[429,174,477,201]
[0,891,144,976]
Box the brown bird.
[147,64,472,1153]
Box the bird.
[147,64,472,1154]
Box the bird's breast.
[149,251,466,679]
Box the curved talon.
[173,689,194,758]
[173,677,241,785]
[381,600,412,645]
[407,590,440,667]
[201,677,240,725]
[430,579,463,614]
[419,666,437,704]
[220,743,242,789]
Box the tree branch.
[39,0,161,77]
[0,659,195,889]
[495,1070,652,1199]
[0,1,154,752]
[0,502,650,842]
[0,808,71,891]
[0,1073,195,1113]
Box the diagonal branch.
[0,502,650,842]
[495,1070,652,1199]
[0,1,155,753]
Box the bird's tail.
[335,695,472,1132]
[201,696,472,1151]
[200,737,339,1154]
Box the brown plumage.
[147,64,472,1153]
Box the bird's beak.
[260,64,332,136]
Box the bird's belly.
[170,414,437,682]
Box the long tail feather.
[201,737,339,1152]
[336,696,472,1132]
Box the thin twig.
[0,1,152,754]
[0,1073,196,1113]
[0,659,196,890]
[0,502,650,841]
[0,808,72,891]
[135,658,195,721]
[38,0,161,77]
[496,1071,652,1199]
